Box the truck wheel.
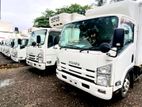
[119,74,130,98]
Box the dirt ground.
[0,53,142,107]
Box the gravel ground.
[0,54,142,107]
[0,53,15,64]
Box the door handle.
[131,54,134,63]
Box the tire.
[118,73,130,98]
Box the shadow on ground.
[28,66,56,77]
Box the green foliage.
[33,16,50,28]
[33,4,92,27]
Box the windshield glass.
[13,39,18,48]
[21,39,29,47]
[30,29,47,46]
[59,16,118,50]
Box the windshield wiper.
[60,44,80,50]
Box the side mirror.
[15,27,19,34]
[99,43,111,53]
[37,35,41,44]
[18,39,22,45]
[112,28,125,47]
[11,41,14,47]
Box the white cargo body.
[56,0,142,100]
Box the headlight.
[96,64,112,87]
[37,53,43,63]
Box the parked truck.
[56,0,142,100]
[26,13,85,70]
[26,28,61,70]
[11,38,29,62]
[0,21,14,56]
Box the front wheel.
[118,74,130,98]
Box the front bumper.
[56,69,113,100]
[11,56,25,62]
[26,59,46,70]
[11,56,19,62]
[5,52,10,57]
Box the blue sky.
[1,0,94,30]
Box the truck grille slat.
[60,62,96,83]
[28,54,38,62]
[61,70,95,83]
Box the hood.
[27,46,43,56]
[58,49,113,70]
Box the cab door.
[113,17,136,91]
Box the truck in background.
[56,0,142,100]
[0,21,17,57]
[26,28,61,70]
[26,13,85,70]
[10,31,30,62]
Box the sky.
[1,0,95,30]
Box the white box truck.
[26,13,85,70]
[26,28,61,70]
[3,39,12,57]
[56,0,142,100]
[0,21,14,56]
[11,37,29,62]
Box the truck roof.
[0,20,13,32]
[31,28,61,32]
[66,0,141,24]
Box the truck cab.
[26,13,85,70]
[11,37,29,62]
[56,0,142,100]
[26,28,61,70]
[3,39,13,57]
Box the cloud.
[1,0,94,30]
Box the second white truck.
[26,13,85,70]
[26,28,61,70]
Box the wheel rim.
[122,78,130,96]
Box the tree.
[33,4,92,27]
[33,9,56,27]
[56,4,91,14]
[33,16,49,27]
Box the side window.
[120,19,134,46]
[48,31,60,48]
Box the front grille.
[28,54,38,62]
[60,62,96,83]
[61,70,95,83]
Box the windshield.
[59,16,118,50]
[30,29,47,46]
[21,39,29,47]
[13,39,18,48]
[5,39,11,47]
